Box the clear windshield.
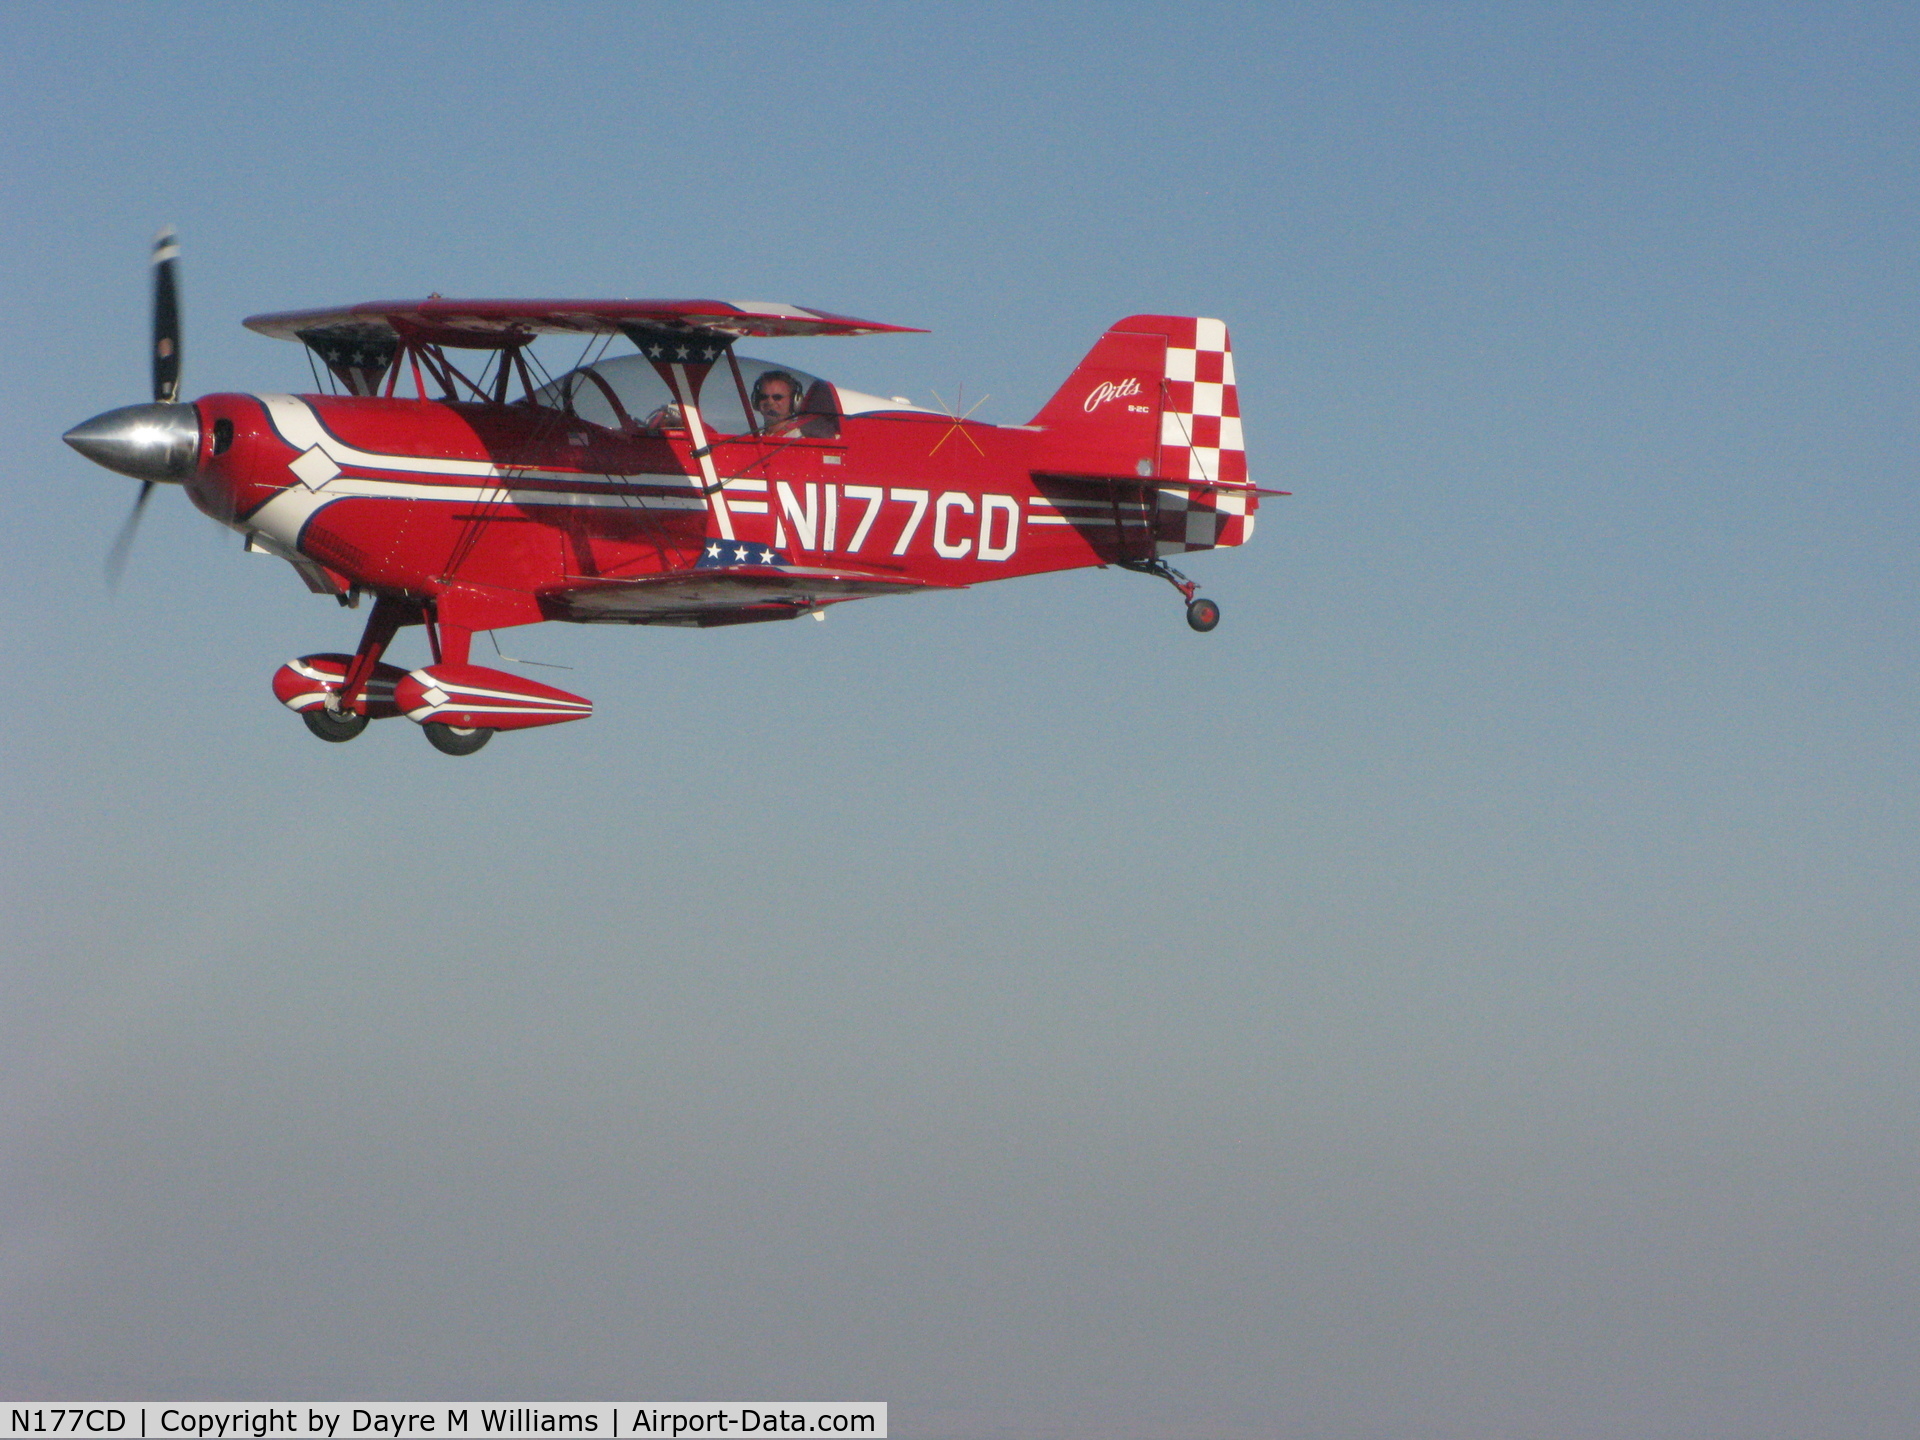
[532,355,673,430]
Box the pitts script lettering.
[1083,376,1143,413]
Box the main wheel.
[423,722,494,756]
[303,707,368,743]
[1186,596,1221,632]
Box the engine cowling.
[394,664,593,732]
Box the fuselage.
[183,390,1255,628]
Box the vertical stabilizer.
[1028,315,1253,551]
[1028,315,1245,485]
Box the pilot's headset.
[752,370,803,414]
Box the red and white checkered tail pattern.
[1158,317,1246,488]
[1154,477,1255,556]
[1155,316,1252,554]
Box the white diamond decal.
[290,445,341,491]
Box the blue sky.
[3,4,1917,1436]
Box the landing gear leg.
[323,595,418,725]
[1118,557,1221,632]
[423,609,472,668]
[417,611,493,756]
[295,595,419,744]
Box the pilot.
[752,370,839,439]
[752,370,806,435]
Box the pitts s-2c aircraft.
[65,232,1280,755]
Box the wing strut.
[623,323,738,542]
[667,362,734,541]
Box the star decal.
[625,322,732,369]
[697,540,787,571]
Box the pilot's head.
[753,371,802,423]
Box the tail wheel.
[303,707,369,743]
[1186,597,1221,632]
[423,722,494,756]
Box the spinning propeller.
[64,227,202,586]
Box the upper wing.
[244,298,923,350]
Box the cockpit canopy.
[537,354,843,438]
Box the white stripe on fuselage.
[257,394,723,488]
[245,394,730,554]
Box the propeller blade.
[104,480,156,590]
[151,227,180,404]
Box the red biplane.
[65,232,1276,755]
